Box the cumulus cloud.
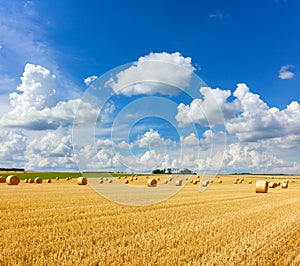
[177,83,300,143]
[176,86,240,127]
[226,83,300,142]
[25,129,75,170]
[1,64,99,130]
[106,52,195,96]
[278,65,295,79]
[0,129,27,164]
[223,142,300,173]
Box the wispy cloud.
[208,10,225,20]
[278,64,295,79]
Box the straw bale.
[77,176,88,185]
[255,180,268,193]
[6,175,20,185]
[35,177,42,184]
[147,179,157,187]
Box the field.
[0,173,299,265]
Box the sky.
[0,0,299,174]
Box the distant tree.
[179,168,192,174]
[152,169,165,174]
[167,168,172,174]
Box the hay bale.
[66,177,70,181]
[108,179,113,183]
[190,180,193,183]
[77,177,87,185]
[0,176,6,183]
[268,182,276,188]
[35,177,42,184]
[218,180,222,184]
[24,179,28,183]
[164,180,168,184]
[281,181,288,189]
[118,176,121,179]
[6,175,20,185]
[234,180,238,184]
[193,180,198,185]
[28,178,34,183]
[255,180,268,193]
[46,179,52,183]
[124,179,129,184]
[147,179,157,187]
[130,177,134,182]
[202,180,209,187]
[241,177,244,181]
[55,177,59,180]
[248,180,252,184]
[175,179,182,186]
[99,179,103,184]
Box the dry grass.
[0,174,299,265]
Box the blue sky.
[0,0,299,173]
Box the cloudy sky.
[0,0,299,174]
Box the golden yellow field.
[0,175,299,265]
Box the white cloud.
[1,64,99,130]
[208,10,225,19]
[84,75,98,85]
[223,142,300,173]
[278,65,295,79]
[25,128,76,170]
[0,129,27,165]
[176,86,240,127]
[106,52,195,96]
[226,83,300,142]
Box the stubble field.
[0,174,299,265]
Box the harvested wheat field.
[0,174,299,265]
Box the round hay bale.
[77,176,87,185]
[190,180,193,183]
[28,178,34,183]
[157,177,160,181]
[164,180,168,184]
[192,180,198,184]
[135,176,138,180]
[35,177,42,184]
[277,182,280,186]
[108,179,113,183]
[6,175,20,185]
[202,180,209,187]
[268,182,276,188]
[130,177,134,182]
[147,179,157,187]
[0,176,6,183]
[238,179,243,184]
[55,177,59,180]
[46,179,52,183]
[66,177,70,181]
[216,175,219,179]
[248,180,252,184]
[124,179,129,184]
[118,176,121,179]
[281,181,288,189]
[218,180,222,184]
[24,179,28,183]
[99,179,103,184]
[234,180,238,184]
[175,179,182,186]
[241,177,244,181]
[255,180,268,193]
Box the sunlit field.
[0,173,299,265]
